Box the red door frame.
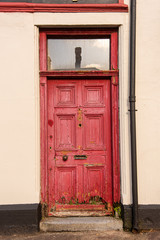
[39,28,120,214]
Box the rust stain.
[84,163,103,167]
[84,164,94,167]
[77,72,85,74]
[61,151,70,155]
[77,108,82,122]
[107,202,114,213]
[112,76,116,84]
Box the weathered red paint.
[55,204,106,211]
[40,77,48,204]
[118,0,124,3]
[40,70,119,78]
[39,33,47,72]
[48,120,53,127]
[40,29,120,215]
[0,2,128,13]
[47,79,112,214]
[110,31,120,202]
[41,28,118,36]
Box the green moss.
[113,202,121,218]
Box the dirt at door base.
[49,211,112,217]
[49,204,113,217]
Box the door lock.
[62,155,68,161]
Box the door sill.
[49,204,113,217]
[49,210,112,217]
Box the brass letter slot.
[74,155,87,160]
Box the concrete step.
[40,217,123,232]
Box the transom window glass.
[47,39,110,71]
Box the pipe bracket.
[129,96,136,102]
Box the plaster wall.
[136,0,160,204]
[2,0,157,206]
[0,13,40,204]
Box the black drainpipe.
[129,0,138,231]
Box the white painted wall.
[0,13,40,204]
[136,0,160,204]
[1,0,159,206]
[0,9,131,205]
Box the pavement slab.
[0,231,160,240]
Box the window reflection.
[47,39,110,71]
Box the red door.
[47,78,112,215]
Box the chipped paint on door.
[47,79,112,215]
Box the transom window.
[47,38,110,71]
[39,28,118,77]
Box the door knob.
[62,155,68,161]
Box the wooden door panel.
[55,113,76,150]
[83,113,105,150]
[54,84,77,107]
[83,85,105,107]
[55,167,76,204]
[84,165,105,202]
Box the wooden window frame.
[40,28,120,210]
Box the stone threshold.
[40,216,123,232]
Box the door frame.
[39,28,120,215]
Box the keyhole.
[79,123,82,127]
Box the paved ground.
[0,231,160,240]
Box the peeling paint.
[48,119,53,127]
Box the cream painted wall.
[136,0,160,204]
[0,10,131,205]
[0,13,40,204]
[3,0,159,206]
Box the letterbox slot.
[74,155,87,160]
